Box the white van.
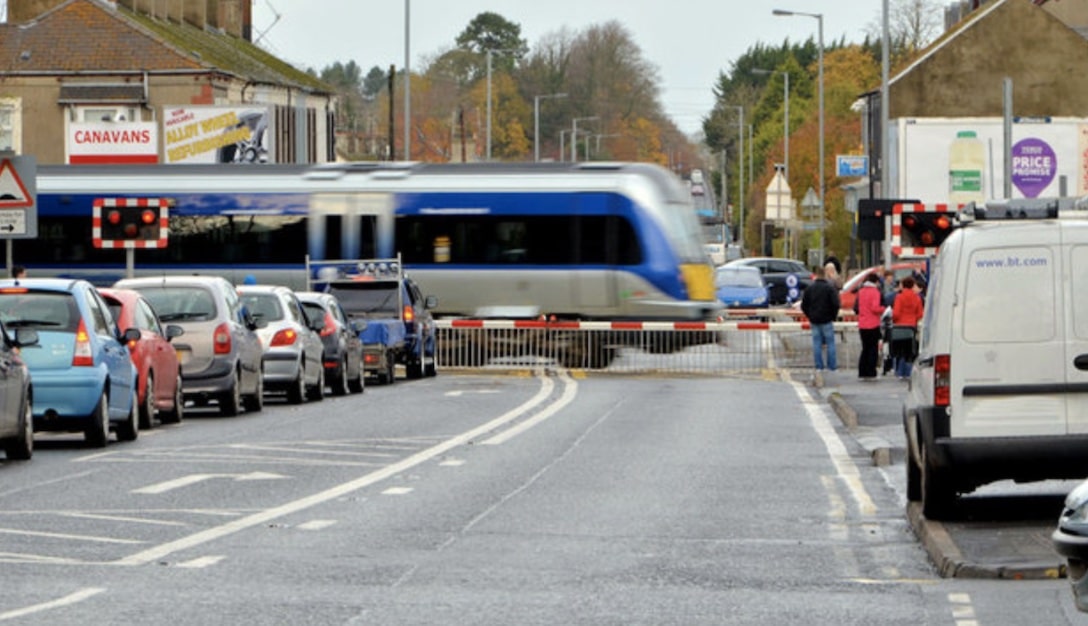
[903,197,1088,519]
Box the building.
[0,0,336,164]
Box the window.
[76,106,138,123]
[0,99,20,152]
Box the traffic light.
[93,198,169,248]
[900,211,955,248]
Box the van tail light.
[403,305,414,323]
[934,354,951,407]
[213,322,232,355]
[72,319,94,367]
[320,312,336,337]
[270,328,297,347]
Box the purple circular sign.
[1011,137,1057,198]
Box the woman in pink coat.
[856,272,886,380]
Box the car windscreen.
[715,269,763,288]
[327,282,400,316]
[135,286,217,322]
[0,290,80,332]
[239,293,285,323]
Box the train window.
[396,215,641,266]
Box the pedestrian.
[823,252,842,288]
[800,264,841,386]
[891,276,924,379]
[856,272,886,380]
[11,265,25,279]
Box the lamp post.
[559,129,572,162]
[403,0,410,160]
[571,116,598,162]
[725,106,744,250]
[485,48,517,161]
[774,8,824,263]
[534,92,568,162]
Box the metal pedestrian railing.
[435,320,861,377]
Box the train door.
[307,192,394,260]
[570,193,617,315]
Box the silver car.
[113,275,264,416]
[238,285,325,404]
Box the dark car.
[722,257,813,305]
[0,319,37,460]
[1054,480,1088,612]
[297,291,366,395]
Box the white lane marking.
[382,487,414,495]
[175,555,225,568]
[0,552,83,565]
[56,512,186,527]
[481,371,576,445]
[439,458,465,467]
[948,592,978,626]
[0,527,144,545]
[132,472,287,495]
[114,372,557,566]
[792,381,877,516]
[445,390,500,397]
[298,519,337,531]
[0,587,105,621]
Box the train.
[26,161,720,322]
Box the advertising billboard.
[66,121,158,164]
[163,106,273,164]
[896,117,1088,203]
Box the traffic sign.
[0,156,37,238]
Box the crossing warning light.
[93,198,170,248]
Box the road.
[0,372,1081,624]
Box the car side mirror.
[12,327,38,347]
[122,327,141,343]
[165,324,184,341]
[425,295,438,310]
[350,318,368,333]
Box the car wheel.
[243,369,264,413]
[287,365,306,404]
[921,442,954,520]
[116,387,139,442]
[3,392,33,460]
[306,363,325,402]
[219,369,242,416]
[159,374,184,424]
[84,391,110,448]
[138,373,155,430]
[331,357,349,396]
[348,358,365,393]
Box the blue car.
[714,265,770,309]
[0,278,140,447]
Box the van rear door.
[1063,231,1088,434]
[954,226,1066,438]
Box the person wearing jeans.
[856,272,887,380]
[800,265,841,384]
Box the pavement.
[813,370,1067,581]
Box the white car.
[238,285,325,404]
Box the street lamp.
[571,116,598,162]
[486,48,517,161]
[725,106,744,250]
[774,8,824,263]
[403,0,410,160]
[534,92,567,162]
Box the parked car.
[1054,479,1088,612]
[114,275,264,417]
[722,257,813,305]
[714,265,769,309]
[297,291,366,395]
[0,318,37,460]
[839,261,927,312]
[0,278,139,447]
[238,284,325,404]
[98,287,184,429]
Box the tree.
[362,66,387,101]
[866,0,944,59]
[455,12,529,82]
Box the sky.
[251,1,884,137]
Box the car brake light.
[403,305,414,323]
[72,319,94,366]
[214,322,232,355]
[320,312,336,337]
[934,354,951,407]
[270,328,297,346]
[0,287,28,294]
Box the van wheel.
[906,448,922,502]
[921,443,955,520]
[85,392,110,448]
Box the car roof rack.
[957,197,1086,224]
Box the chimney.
[215,0,249,40]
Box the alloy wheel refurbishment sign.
[163,106,274,164]
[66,121,158,164]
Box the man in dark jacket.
[800,265,841,384]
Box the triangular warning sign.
[0,159,32,208]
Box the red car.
[98,287,184,429]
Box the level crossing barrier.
[435,319,861,376]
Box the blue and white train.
[28,161,719,321]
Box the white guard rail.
[435,319,861,377]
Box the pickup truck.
[308,257,437,384]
